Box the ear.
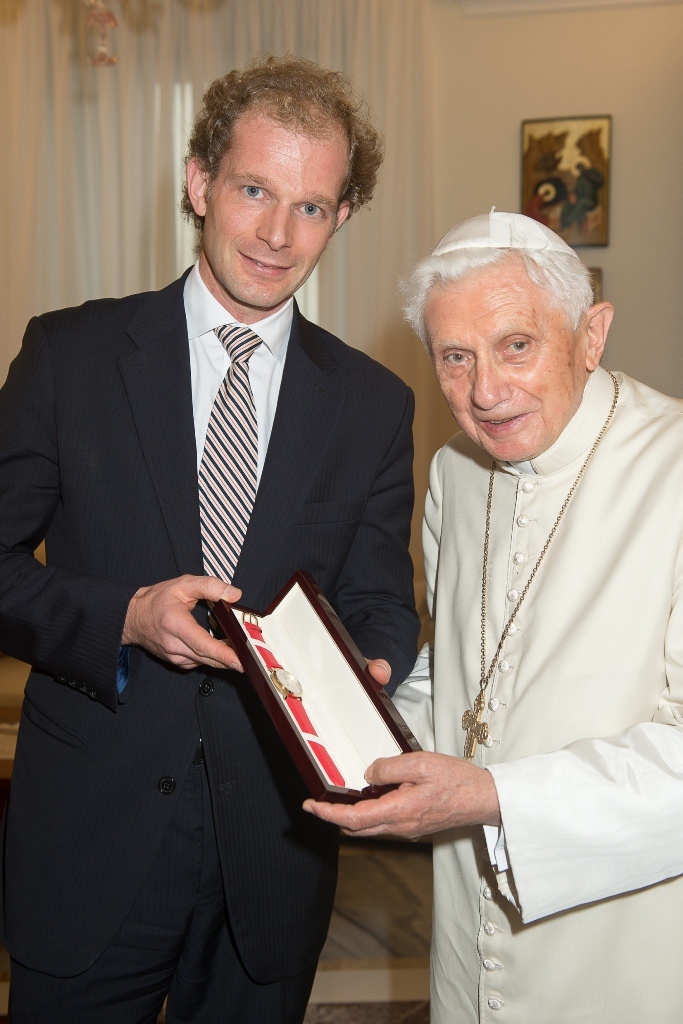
[332,200,351,235]
[186,158,210,219]
[584,301,614,372]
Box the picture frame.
[522,116,611,247]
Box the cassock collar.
[499,365,618,478]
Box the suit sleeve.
[0,318,137,712]
[332,385,420,693]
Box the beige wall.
[429,0,683,396]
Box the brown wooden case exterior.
[212,570,421,804]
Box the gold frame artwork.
[522,116,611,247]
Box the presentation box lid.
[212,571,420,804]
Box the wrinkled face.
[186,111,351,323]
[424,259,608,462]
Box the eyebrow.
[436,321,534,342]
[493,322,535,337]
[475,309,538,337]
[230,172,338,210]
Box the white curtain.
[0,0,453,625]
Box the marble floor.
[304,1003,429,1023]
[321,839,432,961]
[306,837,432,1020]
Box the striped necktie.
[198,323,263,582]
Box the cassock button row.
[158,777,176,795]
[484,922,496,935]
[488,998,503,1011]
[483,886,493,900]
[513,551,525,565]
[499,660,510,673]
[483,958,501,971]
[489,698,500,712]
[507,623,518,635]
[517,514,530,527]
[522,480,535,493]
[507,589,519,602]
[483,735,493,748]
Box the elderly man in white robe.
[304,210,683,1024]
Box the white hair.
[403,246,594,347]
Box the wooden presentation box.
[212,571,420,804]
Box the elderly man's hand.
[303,751,501,839]
[122,574,244,672]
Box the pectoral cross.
[462,690,489,761]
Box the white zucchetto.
[433,207,579,259]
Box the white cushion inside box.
[238,582,402,792]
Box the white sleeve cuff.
[488,722,683,922]
[483,823,509,872]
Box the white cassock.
[394,365,683,1024]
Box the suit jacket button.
[158,777,176,795]
[199,679,214,696]
[55,674,68,685]
[67,678,77,688]
[78,683,88,694]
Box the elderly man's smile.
[478,412,529,428]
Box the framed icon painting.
[522,116,611,247]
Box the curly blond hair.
[181,55,384,230]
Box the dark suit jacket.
[0,273,419,981]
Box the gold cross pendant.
[462,691,489,762]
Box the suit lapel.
[234,307,346,602]
[118,290,345,589]
[118,273,204,576]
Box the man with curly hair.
[0,56,419,1023]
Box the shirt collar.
[506,459,538,476]
[184,261,293,362]
[498,366,618,478]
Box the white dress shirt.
[183,262,293,481]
